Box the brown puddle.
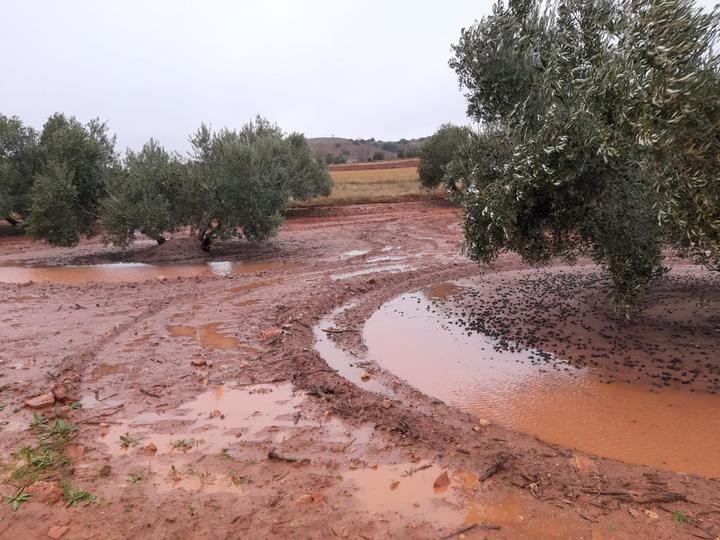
[363,290,720,478]
[167,323,257,351]
[344,464,586,538]
[98,383,365,458]
[0,260,302,284]
[314,304,394,396]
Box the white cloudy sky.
[2,1,718,153]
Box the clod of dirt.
[25,393,55,409]
[51,383,68,402]
[47,525,69,539]
[139,443,158,455]
[570,455,599,475]
[64,444,86,460]
[433,471,450,489]
[261,328,282,341]
[26,481,62,504]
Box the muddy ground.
[0,201,719,539]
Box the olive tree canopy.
[451,0,720,308]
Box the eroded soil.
[1,201,719,539]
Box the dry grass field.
[295,161,439,206]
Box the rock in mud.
[64,443,86,460]
[191,358,207,367]
[47,525,69,539]
[51,383,68,402]
[25,393,55,409]
[139,443,158,455]
[433,471,450,489]
[360,371,371,381]
[27,480,62,504]
[261,328,283,341]
[570,455,599,475]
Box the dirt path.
[0,201,718,539]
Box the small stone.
[63,371,81,383]
[208,410,222,419]
[569,455,599,475]
[138,443,157,455]
[51,383,67,402]
[27,480,62,504]
[628,507,640,518]
[360,372,371,381]
[478,419,491,427]
[25,393,55,409]
[261,328,282,341]
[47,525,69,539]
[382,400,392,409]
[191,358,207,367]
[64,443,86,460]
[295,494,313,504]
[433,471,450,489]
[644,509,659,521]
[390,480,400,490]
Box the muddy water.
[344,463,586,537]
[0,260,301,283]
[167,322,259,351]
[97,383,367,459]
[364,291,720,477]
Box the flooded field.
[364,283,720,477]
[0,260,301,283]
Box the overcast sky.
[3,1,718,154]
[2,1,493,153]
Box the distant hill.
[307,137,426,164]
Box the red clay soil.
[0,201,718,540]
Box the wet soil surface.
[0,201,719,539]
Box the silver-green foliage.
[0,115,39,224]
[101,140,185,247]
[451,0,720,308]
[185,116,331,250]
[418,124,471,190]
[26,114,116,246]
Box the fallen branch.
[440,523,501,539]
[480,453,511,481]
[581,489,687,504]
[76,406,123,424]
[268,447,308,464]
[140,387,162,398]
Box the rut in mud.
[0,201,719,540]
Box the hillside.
[307,136,425,164]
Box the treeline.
[0,114,331,250]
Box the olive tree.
[26,114,116,246]
[418,124,471,190]
[0,115,39,225]
[186,117,331,251]
[101,140,185,246]
[451,0,720,308]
